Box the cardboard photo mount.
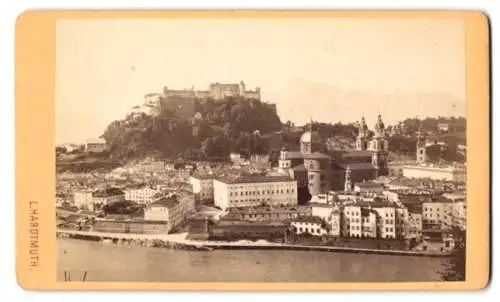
[15,10,490,291]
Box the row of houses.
[73,186,159,211]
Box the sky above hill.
[56,18,465,144]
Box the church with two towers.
[278,115,390,202]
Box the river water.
[58,238,449,282]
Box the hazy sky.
[56,18,465,144]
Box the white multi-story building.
[92,187,125,208]
[124,186,160,205]
[190,175,214,204]
[402,165,466,182]
[291,216,327,237]
[85,138,107,153]
[343,205,363,238]
[451,201,467,230]
[354,181,385,194]
[213,175,298,210]
[343,202,399,239]
[73,191,93,210]
[311,203,334,222]
[423,195,465,231]
[144,193,195,233]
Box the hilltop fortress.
[129,81,269,119]
[162,81,261,101]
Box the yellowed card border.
[15,10,490,291]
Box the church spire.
[374,113,385,138]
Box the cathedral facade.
[279,115,389,201]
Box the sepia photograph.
[54,17,468,283]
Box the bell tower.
[369,114,389,176]
[344,166,352,192]
[416,121,427,163]
[356,116,369,151]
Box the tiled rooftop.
[148,196,180,209]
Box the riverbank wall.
[57,229,451,258]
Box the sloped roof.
[291,215,324,225]
[304,152,331,159]
[342,150,374,158]
[354,181,384,188]
[148,196,180,209]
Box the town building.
[229,153,244,165]
[360,207,378,238]
[438,123,450,132]
[451,200,467,230]
[136,161,166,173]
[124,185,159,205]
[402,164,466,182]
[213,175,298,210]
[92,187,125,208]
[222,205,310,221]
[291,216,328,237]
[189,175,215,204]
[328,205,342,237]
[207,220,291,242]
[93,218,170,235]
[407,211,423,240]
[395,207,410,239]
[422,193,467,231]
[383,189,433,204]
[279,115,390,198]
[343,202,398,239]
[56,192,70,207]
[422,197,454,230]
[73,191,93,210]
[144,193,195,233]
[354,181,385,194]
[369,203,397,239]
[342,205,363,238]
[85,138,107,153]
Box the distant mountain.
[265,79,466,126]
